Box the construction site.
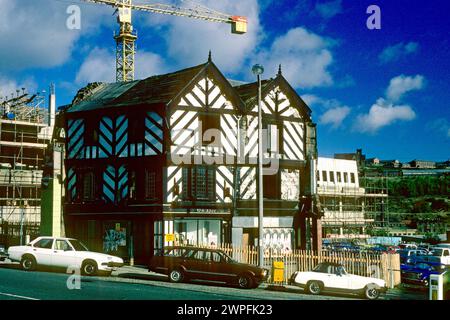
[0,86,55,246]
[0,1,394,250]
[316,157,389,241]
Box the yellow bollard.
[272,261,285,284]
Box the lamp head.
[252,64,264,76]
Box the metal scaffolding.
[318,175,389,239]
[0,88,51,245]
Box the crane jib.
[77,0,247,82]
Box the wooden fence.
[0,222,40,247]
[197,244,401,287]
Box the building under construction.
[0,86,54,246]
[316,157,389,240]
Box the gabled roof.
[66,61,246,114]
[233,79,273,102]
[234,74,312,120]
[67,63,207,113]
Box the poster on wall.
[263,228,293,252]
[103,224,127,253]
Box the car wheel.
[169,269,184,283]
[364,284,380,300]
[21,255,36,271]
[307,281,323,295]
[237,274,254,289]
[81,260,98,276]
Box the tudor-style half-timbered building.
[62,57,318,264]
[231,68,318,250]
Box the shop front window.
[174,219,221,246]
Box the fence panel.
[195,243,400,286]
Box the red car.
[148,246,268,289]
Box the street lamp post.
[252,64,264,268]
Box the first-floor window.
[145,170,156,199]
[263,171,280,199]
[82,172,95,201]
[129,170,137,200]
[182,166,215,201]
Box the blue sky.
[0,0,449,161]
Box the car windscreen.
[312,264,328,273]
[221,252,235,263]
[430,249,443,257]
[69,239,89,251]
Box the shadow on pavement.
[0,261,108,280]
[117,272,168,282]
[116,272,253,290]
[0,261,21,270]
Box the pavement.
[0,260,428,300]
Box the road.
[0,264,426,301]
[0,265,352,301]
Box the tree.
[423,232,441,245]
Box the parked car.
[397,249,429,264]
[416,247,450,266]
[401,262,446,287]
[435,243,450,249]
[399,243,418,250]
[0,244,8,262]
[7,236,124,276]
[148,246,269,289]
[289,262,387,300]
[368,244,390,253]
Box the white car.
[7,236,124,276]
[290,262,387,300]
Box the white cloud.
[354,98,416,133]
[354,74,424,133]
[76,48,115,84]
[315,0,343,19]
[319,106,350,129]
[301,94,322,107]
[140,0,261,74]
[0,76,37,98]
[76,48,168,85]
[0,0,111,71]
[302,94,350,128]
[379,42,419,64]
[254,27,334,88]
[386,74,425,102]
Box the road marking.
[0,292,40,300]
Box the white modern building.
[316,157,375,238]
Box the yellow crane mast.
[80,0,248,82]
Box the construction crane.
[79,0,248,82]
